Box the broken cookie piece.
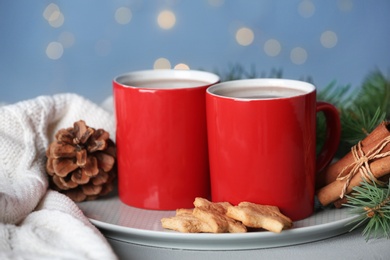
[161,198,247,233]
[226,201,293,233]
[193,197,247,233]
[161,208,214,233]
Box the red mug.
[113,69,220,210]
[206,78,340,221]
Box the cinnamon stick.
[317,156,390,206]
[332,174,390,208]
[333,196,348,209]
[316,121,390,189]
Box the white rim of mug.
[206,78,316,101]
[114,69,220,90]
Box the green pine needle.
[213,63,284,81]
[316,80,351,107]
[316,69,389,156]
[353,70,390,117]
[340,107,387,145]
[344,179,390,241]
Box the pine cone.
[46,120,116,202]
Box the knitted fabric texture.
[0,94,117,259]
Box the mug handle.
[316,101,341,172]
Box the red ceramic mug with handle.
[206,78,340,221]
[113,69,219,210]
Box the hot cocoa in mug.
[206,78,341,221]
[217,86,307,99]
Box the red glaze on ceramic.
[206,79,340,221]
[113,70,219,210]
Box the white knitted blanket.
[0,94,117,259]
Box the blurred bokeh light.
[0,0,389,104]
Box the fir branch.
[316,80,351,108]
[338,70,390,146]
[317,69,390,155]
[340,107,387,145]
[344,179,390,241]
[316,82,351,155]
[352,70,390,118]
[214,64,284,82]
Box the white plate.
[77,192,358,250]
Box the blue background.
[1,0,389,105]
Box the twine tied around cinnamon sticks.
[316,121,390,207]
[336,136,390,198]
